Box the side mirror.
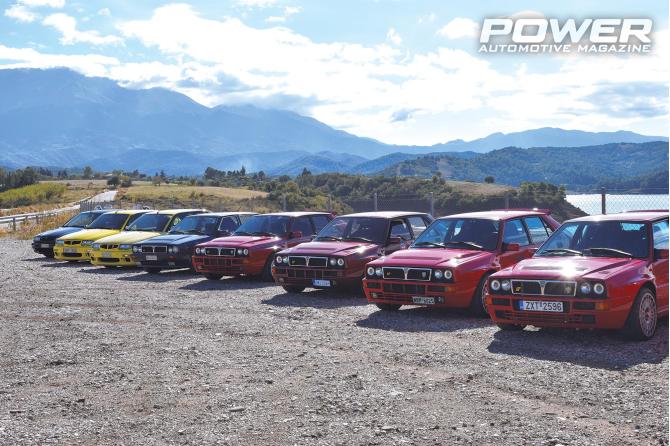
[218,230,231,237]
[529,247,539,255]
[290,230,303,239]
[655,248,669,260]
[387,236,402,245]
[310,234,317,240]
[504,243,520,252]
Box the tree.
[107,176,120,188]
[83,166,93,179]
[484,176,495,184]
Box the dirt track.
[0,239,667,445]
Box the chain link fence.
[565,188,669,216]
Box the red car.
[192,212,333,281]
[364,210,560,314]
[486,211,669,340]
[272,212,434,293]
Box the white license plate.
[102,251,113,258]
[412,296,435,305]
[313,279,331,287]
[146,255,158,261]
[518,300,563,312]
[41,243,50,248]
[64,248,76,253]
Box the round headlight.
[56,240,64,245]
[93,243,100,250]
[375,267,383,277]
[501,280,511,291]
[82,240,92,246]
[329,258,337,266]
[580,282,591,295]
[172,246,179,253]
[276,255,283,264]
[337,258,345,266]
[367,266,375,276]
[237,248,243,255]
[444,270,453,280]
[34,236,40,242]
[593,283,605,295]
[434,270,444,279]
[132,246,140,253]
[243,249,249,256]
[490,280,501,291]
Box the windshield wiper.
[583,247,633,258]
[346,236,374,243]
[540,248,582,256]
[316,236,343,241]
[413,241,445,248]
[235,231,252,236]
[252,231,275,236]
[445,241,483,250]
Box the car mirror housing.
[504,243,520,252]
[655,248,669,260]
[290,230,303,239]
[387,236,402,245]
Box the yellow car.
[89,209,206,267]
[54,210,150,262]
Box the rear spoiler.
[492,208,552,214]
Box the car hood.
[138,234,211,245]
[499,256,647,281]
[370,248,493,268]
[36,226,82,240]
[59,228,121,241]
[282,241,380,256]
[95,231,163,244]
[202,235,283,248]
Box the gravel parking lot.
[0,238,667,445]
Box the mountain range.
[0,68,667,184]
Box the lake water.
[566,194,669,215]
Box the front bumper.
[191,255,258,276]
[136,252,192,269]
[486,294,630,329]
[364,278,468,307]
[90,249,138,267]
[53,244,92,261]
[272,266,358,288]
[32,240,54,256]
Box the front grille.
[142,245,167,253]
[382,267,432,281]
[288,256,328,268]
[512,280,576,297]
[288,269,339,280]
[407,268,431,281]
[97,257,119,263]
[383,283,426,295]
[204,247,236,256]
[496,310,594,325]
[62,253,81,258]
[383,267,404,280]
[99,244,119,250]
[64,240,81,246]
[204,258,239,266]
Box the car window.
[311,215,331,232]
[408,216,428,237]
[524,216,551,244]
[292,216,314,236]
[166,215,183,231]
[218,216,239,233]
[390,219,412,240]
[503,219,530,246]
[123,213,145,228]
[653,220,669,250]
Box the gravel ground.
[0,239,667,445]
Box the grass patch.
[0,183,67,208]
[1,210,77,240]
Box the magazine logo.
[479,18,652,54]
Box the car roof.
[438,210,547,220]
[568,211,669,223]
[339,211,428,219]
[258,212,332,217]
[189,212,258,217]
[103,209,151,215]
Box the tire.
[375,303,401,311]
[469,272,493,317]
[282,285,305,293]
[205,273,223,281]
[260,258,274,282]
[624,287,657,341]
[144,267,162,274]
[497,323,526,331]
[45,252,55,258]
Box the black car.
[132,212,257,273]
[32,210,109,257]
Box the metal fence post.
[12,217,16,232]
[504,193,510,209]
[328,195,332,213]
[601,187,607,215]
[429,192,435,216]
[282,195,287,211]
[373,192,378,211]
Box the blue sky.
[0,0,668,144]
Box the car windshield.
[170,215,220,236]
[126,214,171,232]
[86,213,128,230]
[536,221,649,259]
[412,218,500,251]
[234,215,290,237]
[64,212,102,228]
[315,217,388,244]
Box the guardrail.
[0,209,69,231]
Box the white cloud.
[386,28,402,45]
[4,4,37,22]
[237,0,277,7]
[43,13,123,45]
[18,0,64,7]
[0,44,118,76]
[418,12,436,24]
[97,7,111,16]
[438,17,479,39]
[265,6,302,23]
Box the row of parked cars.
[32,207,668,340]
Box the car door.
[387,219,412,253]
[287,216,315,247]
[498,218,534,269]
[652,219,669,312]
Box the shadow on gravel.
[116,269,197,283]
[356,307,491,332]
[262,290,368,309]
[43,261,93,268]
[78,266,141,275]
[179,276,276,291]
[22,257,52,262]
[487,319,669,370]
